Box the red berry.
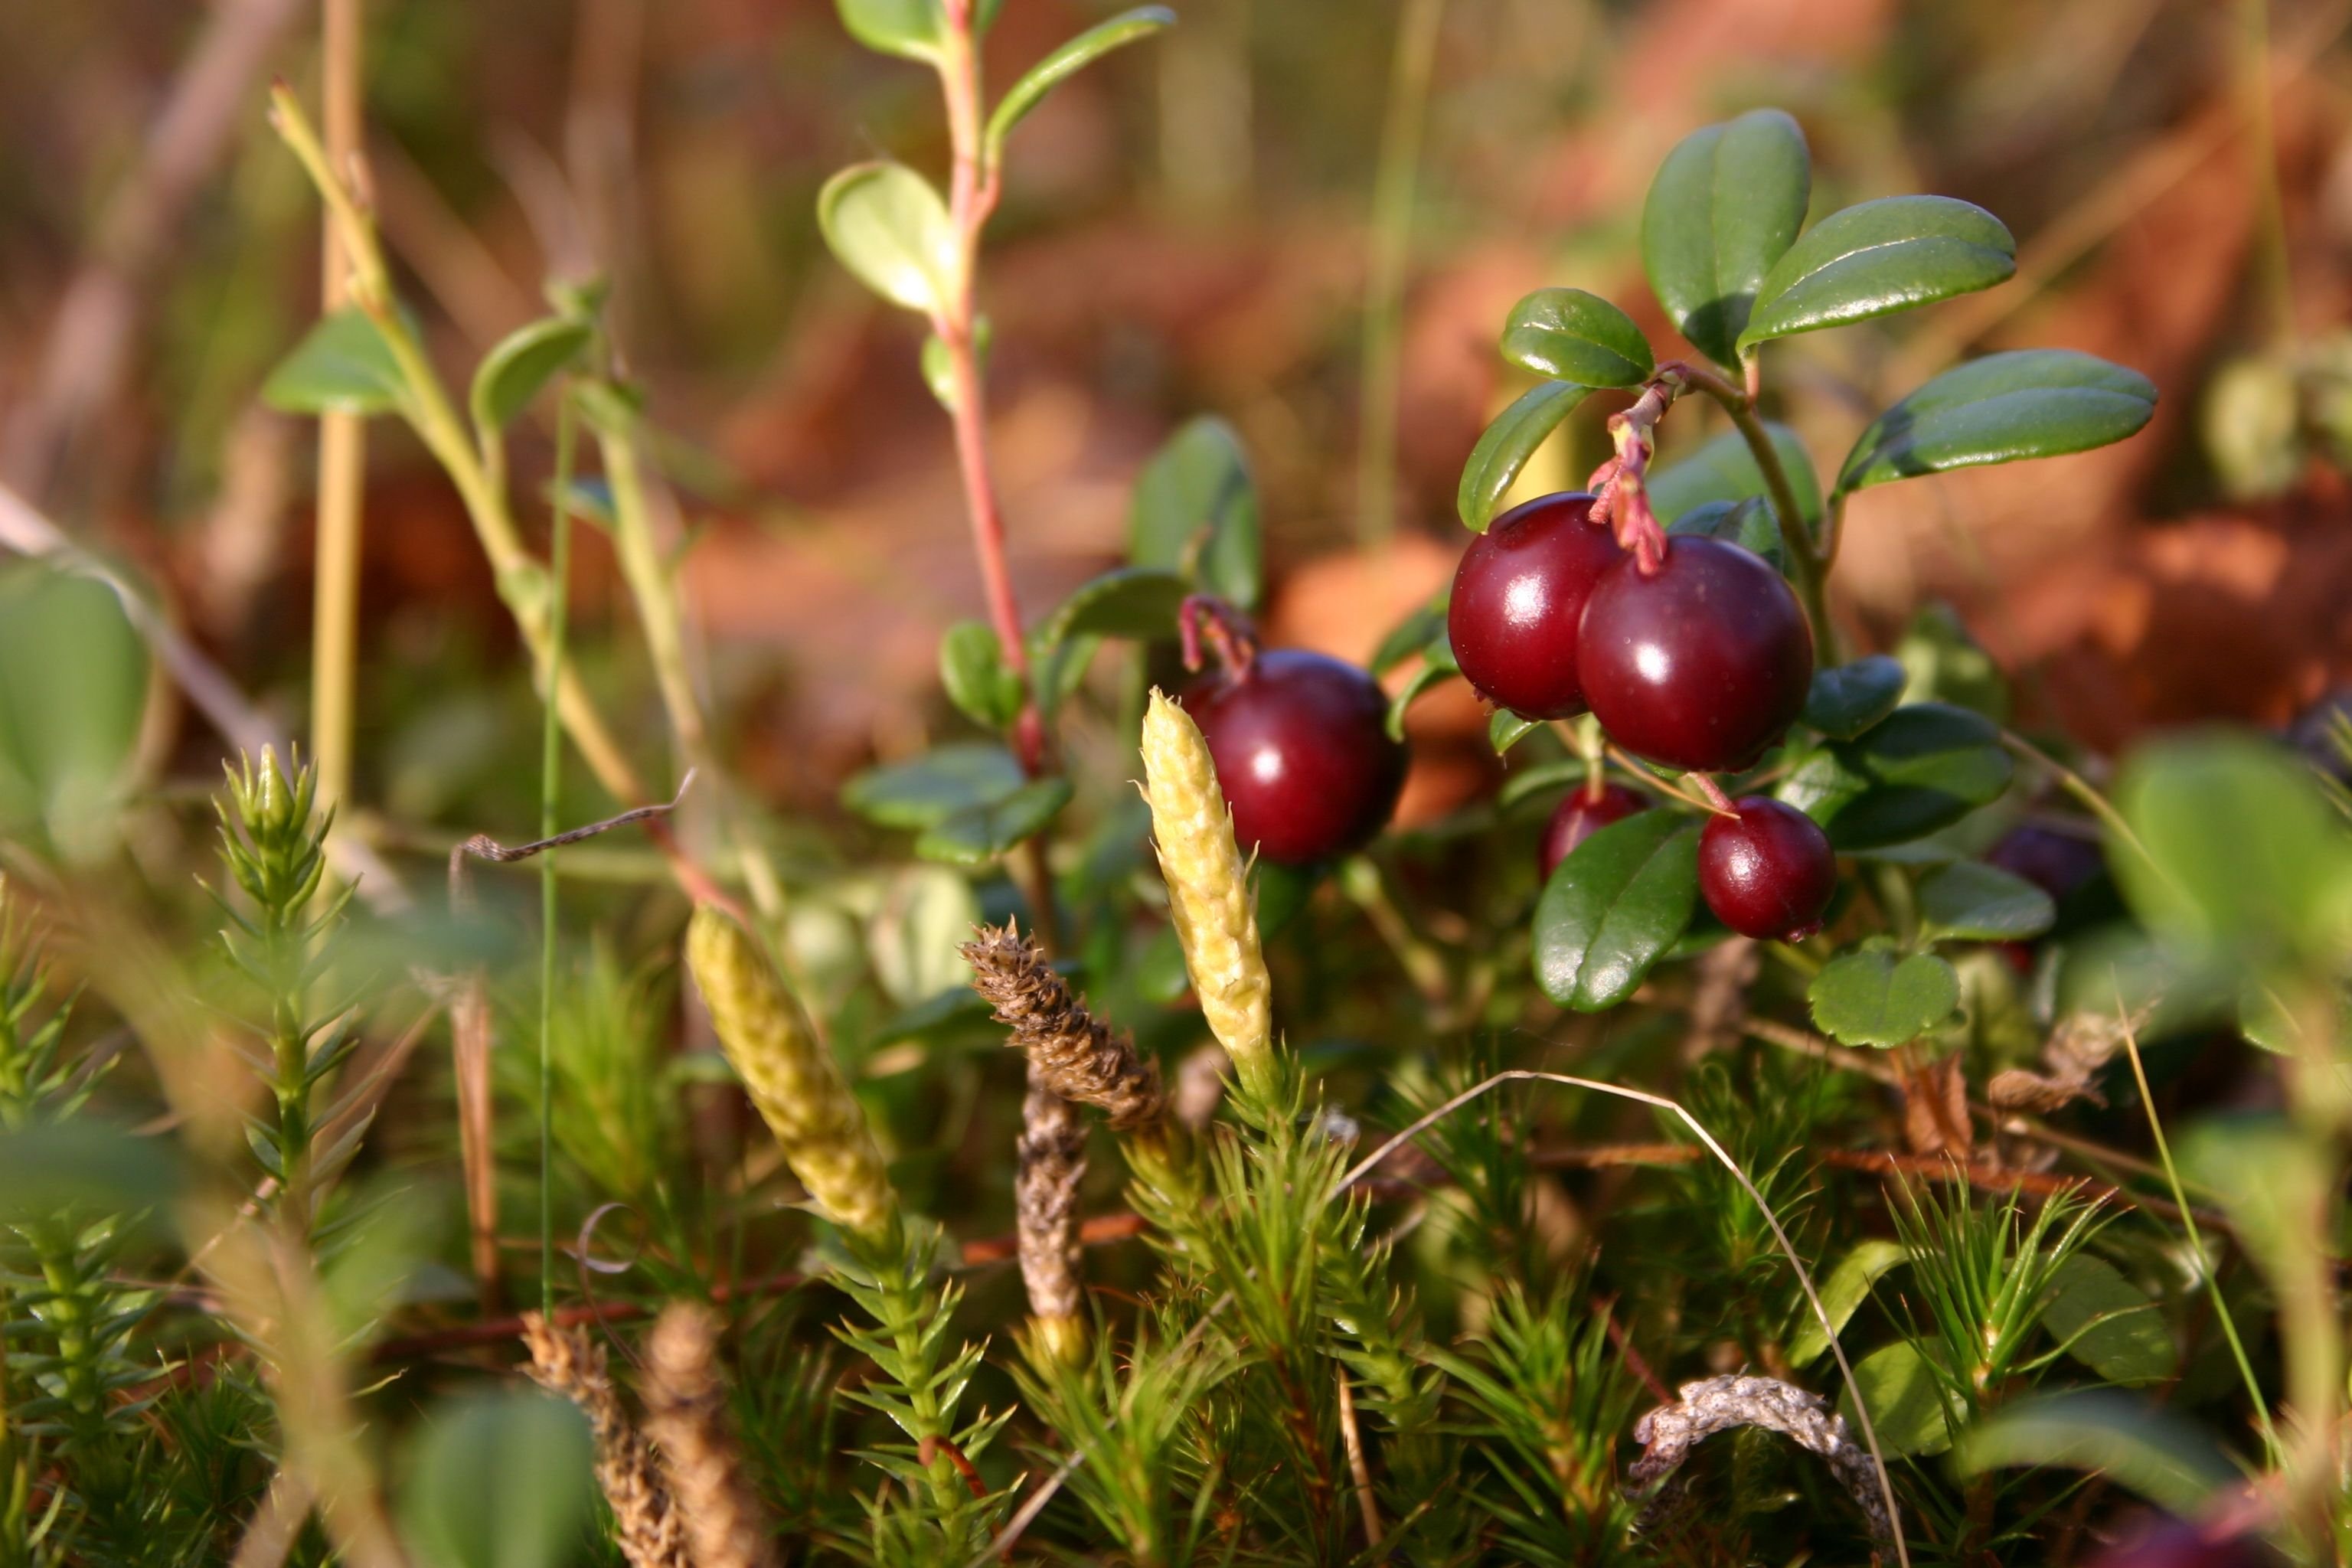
[1576,535,1813,772]
[1984,824,2105,905]
[1447,492,1629,720]
[1538,782,1645,882]
[1183,648,1407,866]
[1697,795,1837,940]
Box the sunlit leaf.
[1839,349,2156,494]
[1532,812,1700,1011]
[1457,381,1589,532]
[816,161,956,315]
[1499,288,1654,388]
[1641,109,1811,368]
[1740,195,2015,351]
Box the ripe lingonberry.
[1576,535,1813,772]
[1984,824,2105,906]
[1184,648,1407,866]
[1448,492,1628,719]
[1538,782,1645,882]
[1697,795,1836,940]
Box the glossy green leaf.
[985,8,1174,160]
[1918,860,2054,942]
[2038,1253,2176,1386]
[1840,1339,1958,1458]
[1896,601,2011,722]
[1740,195,2016,351]
[1641,109,1811,368]
[398,1392,596,1568]
[1490,710,1537,754]
[841,743,1024,829]
[1665,496,1784,570]
[1808,946,1959,1047]
[915,776,1073,865]
[1457,380,1589,531]
[1646,421,1821,531]
[1960,1392,2236,1517]
[835,0,947,60]
[1788,1239,1907,1367]
[1532,812,1700,1011]
[261,307,406,415]
[816,161,956,315]
[1802,655,1906,740]
[939,620,1024,731]
[1129,416,1262,607]
[469,317,591,434]
[1777,703,2014,850]
[1035,567,1190,652]
[2115,733,2352,959]
[1839,350,2158,493]
[1499,288,1654,388]
[0,565,151,861]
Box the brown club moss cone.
[961,922,1167,1135]
[1015,1069,1088,1354]
[520,1313,689,1568]
[642,1303,777,1568]
[686,906,897,1243]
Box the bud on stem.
[1139,691,1277,1108]
[684,906,896,1244]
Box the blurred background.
[1,0,2349,837]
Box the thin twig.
[1336,1372,1382,1544]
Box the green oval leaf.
[1129,416,1262,608]
[1036,567,1191,652]
[1490,710,1538,754]
[1777,702,2014,851]
[1532,812,1700,1012]
[1739,195,2016,351]
[2115,733,2352,959]
[262,307,406,416]
[1788,1238,1907,1367]
[1640,109,1811,368]
[915,776,1073,865]
[939,621,1024,730]
[817,161,956,315]
[1960,1392,2236,1517]
[2037,1253,2176,1386]
[985,7,1174,161]
[0,564,152,861]
[835,0,947,60]
[469,317,591,435]
[1802,655,1906,740]
[1917,860,2054,942]
[1666,496,1784,571]
[1384,635,1459,742]
[1838,349,2158,494]
[398,1391,596,1568]
[842,743,1024,829]
[1839,1340,1958,1458]
[1648,421,1821,531]
[1808,947,1960,1047]
[1457,380,1589,531]
[1499,288,1654,389]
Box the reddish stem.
[1179,594,1259,681]
[1689,772,1737,813]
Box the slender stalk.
[537,395,576,1320]
[2117,1008,2281,1462]
[310,0,366,827]
[1356,0,1446,547]
[599,413,706,771]
[1677,361,1834,657]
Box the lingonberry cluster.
[1452,484,1832,939]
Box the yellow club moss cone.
[1139,689,1276,1106]
[685,906,896,1243]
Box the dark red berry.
[1447,492,1628,720]
[1184,648,1407,866]
[1538,782,1645,882]
[1697,795,1837,940]
[1576,535,1813,772]
[1984,823,2104,904]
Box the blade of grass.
[538,390,577,1318]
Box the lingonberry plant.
[0,13,2348,1568]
